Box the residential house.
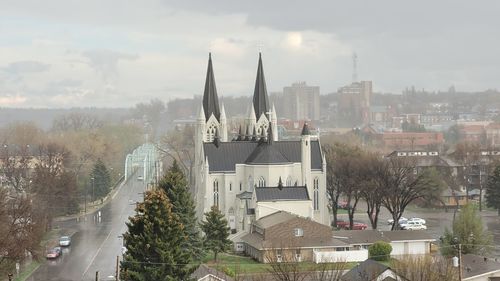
[191,265,233,281]
[241,211,363,263]
[341,259,407,281]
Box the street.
[28,177,145,281]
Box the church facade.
[194,53,329,233]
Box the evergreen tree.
[121,189,194,281]
[486,165,500,215]
[440,203,493,256]
[90,159,111,199]
[200,206,232,262]
[158,160,204,261]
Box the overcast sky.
[1,0,499,108]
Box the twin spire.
[202,52,270,121]
[202,53,221,121]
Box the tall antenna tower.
[352,52,358,83]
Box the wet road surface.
[28,178,145,281]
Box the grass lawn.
[204,253,357,275]
[14,261,40,281]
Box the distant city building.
[282,82,320,121]
[338,81,372,125]
[377,132,445,150]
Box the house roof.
[333,230,390,244]
[191,264,233,281]
[203,140,323,172]
[255,186,310,202]
[242,231,347,250]
[382,230,435,242]
[333,230,434,244]
[463,254,500,280]
[341,259,397,281]
[254,211,297,228]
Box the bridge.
[124,143,162,186]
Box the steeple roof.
[301,122,311,135]
[202,53,220,121]
[253,53,270,119]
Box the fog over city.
[1,0,499,108]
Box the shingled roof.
[255,186,310,201]
[203,140,323,172]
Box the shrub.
[369,241,392,261]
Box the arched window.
[286,176,292,186]
[229,182,232,192]
[313,178,319,211]
[206,124,217,142]
[213,180,219,208]
[248,176,254,192]
[258,177,266,187]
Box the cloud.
[0,94,28,106]
[82,49,138,82]
[3,61,50,75]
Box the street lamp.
[91,177,95,202]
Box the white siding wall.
[390,241,429,256]
[313,249,368,263]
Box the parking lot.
[336,201,500,257]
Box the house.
[241,211,362,263]
[333,230,435,257]
[191,264,233,281]
[463,254,500,281]
[193,53,329,234]
[341,259,407,281]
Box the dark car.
[46,247,62,259]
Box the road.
[28,177,145,281]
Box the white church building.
[194,53,329,233]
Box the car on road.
[59,236,71,247]
[401,221,427,230]
[137,175,143,181]
[407,217,426,225]
[335,220,368,230]
[387,217,407,225]
[46,247,62,259]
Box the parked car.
[335,219,350,229]
[336,220,368,230]
[387,217,407,225]
[59,236,71,247]
[46,247,62,259]
[402,221,427,230]
[337,201,349,209]
[407,217,426,225]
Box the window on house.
[229,183,232,191]
[239,182,242,191]
[313,178,319,210]
[294,228,304,237]
[258,176,266,187]
[276,249,282,263]
[213,180,219,207]
[295,249,302,262]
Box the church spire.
[203,53,220,121]
[253,52,270,119]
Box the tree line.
[324,142,444,231]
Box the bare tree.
[52,112,103,132]
[391,255,458,281]
[264,247,308,281]
[0,143,32,192]
[159,126,195,187]
[360,154,385,229]
[380,157,441,230]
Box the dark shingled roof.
[255,186,310,201]
[203,140,323,172]
[202,53,220,121]
[253,53,269,118]
[245,142,290,164]
[341,259,400,281]
[301,123,311,135]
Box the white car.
[59,236,71,247]
[402,221,427,230]
[387,217,407,225]
[408,217,426,225]
[137,176,143,181]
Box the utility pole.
[458,243,463,281]
[95,271,99,281]
[116,255,120,281]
